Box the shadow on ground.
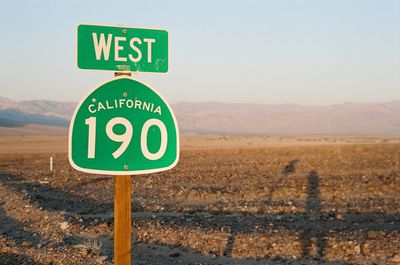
[0,160,399,264]
[0,252,43,265]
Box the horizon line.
[1,96,399,107]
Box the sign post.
[114,174,131,264]
[70,24,178,265]
[114,72,132,265]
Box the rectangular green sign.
[77,24,168,73]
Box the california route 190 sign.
[68,76,179,175]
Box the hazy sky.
[0,0,399,105]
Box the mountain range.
[0,96,399,135]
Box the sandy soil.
[0,136,399,264]
[0,125,68,137]
[0,134,399,153]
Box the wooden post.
[114,175,131,264]
[114,72,132,265]
[115,72,131,77]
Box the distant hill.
[0,96,399,135]
[174,101,400,135]
[0,97,74,128]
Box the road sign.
[68,76,179,175]
[77,24,169,73]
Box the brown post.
[114,72,132,265]
[114,175,131,264]
[115,72,131,78]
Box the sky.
[0,0,399,105]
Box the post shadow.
[0,252,44,265]
[0,172,112,218]
[0,204,41,246]
[224,160,300,257]
[301,170,324,259]
[266,159,299,204]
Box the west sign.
[77,24,169,73]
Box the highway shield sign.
[68,76,179,175]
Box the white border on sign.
[76,23,171,74]
[68,75,180,175]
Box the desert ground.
[0,135,399,265]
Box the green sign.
[77,24,168,73]
[68,76,179,175]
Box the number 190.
[85,117,167,160]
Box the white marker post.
[50,157,53,171]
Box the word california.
[88,97,162,115]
